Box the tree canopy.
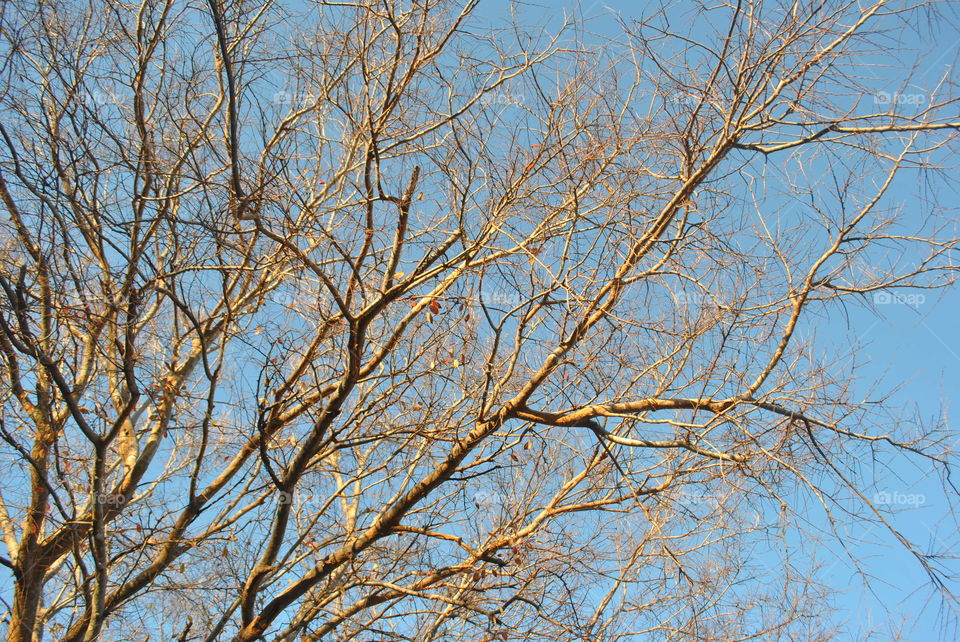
[0,0,958,640]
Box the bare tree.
[0,0,958,640]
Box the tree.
[0,0,958,639]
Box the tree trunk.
[8,569,43,642]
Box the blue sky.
[1,1,956,637]
[472,0,960,637]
